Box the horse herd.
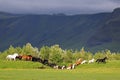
[6,53,49,65]
[6,53,108,70]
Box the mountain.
[0,8,120,52]
[86,8,120,52]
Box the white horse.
[53,65,59,69]
[88,58,95,64]
[6,53,19,61]
[61,65,66,70]
[72,64,75,69]
[81,60,87,64]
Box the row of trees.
[0,43,120,65]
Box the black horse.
[32,57,43,62]
[32,57,48,64]
[96,57,107,63]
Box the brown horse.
[67,64,75,69]
[21,55,32,61]
[75,58,83,66]
[68,64,73,69]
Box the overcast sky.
[0,0,120,14]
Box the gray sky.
[0,0,120,14]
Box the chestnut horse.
[67,64,75,69]
[75,58,83,66]
[21,55,32,61]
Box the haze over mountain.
[0,0,120,15]
[0,8,120,52]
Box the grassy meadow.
[0,60,45,69]
[0,60,120,80]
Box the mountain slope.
[0,8,120,52]
[86,8,120,52]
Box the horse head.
[16,55,22,60]
[104,57,108,60]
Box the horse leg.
[6,58,8,61]
[14,58,16,61]
[97,60,100,64]
[6,57,10,61]
[7,58,9,61]
[26,58,28,61]
[103,60,106,63]
[97,61,100,64]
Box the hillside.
[87,8,120,52]
[0,8,120,52]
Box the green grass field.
[0,60,120,80]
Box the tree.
[39,46,50,60]
[94,51,105,59]
[63,49,73,63]
[7,45,16,54]
[49,44,63,64]
[21,43,38,55]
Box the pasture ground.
[0,60,120,80]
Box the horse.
[88,58,95,64]
[47,63,57,68]
[75,58,83,66]
[67,64,72,70]
[96,57,107,63]
[61,65,66,70]
[32,57,42,62]
[41,59,48,65]
[81,60,87,64]
[72,64,75,69]
[21,55,32,61]
[16,55,22,60]
[67,64,75,70]
[53,65,66,69]
[6,53,19,61]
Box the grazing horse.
[88,58,95,64]
[21,55,32,61]
[53,65,66,69]
[96,57,107,63]
[6,53,19,61]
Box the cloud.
[0,0,120,14]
